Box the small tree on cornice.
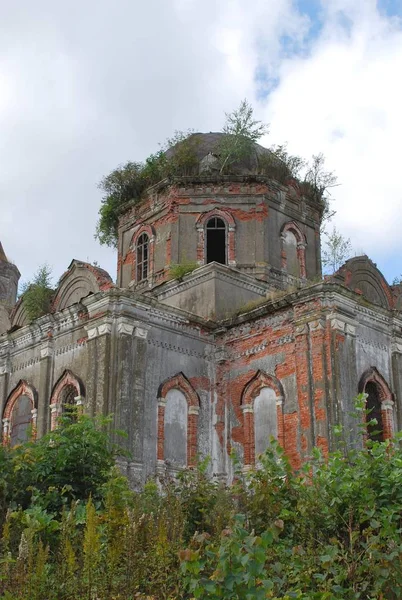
[20,264,54,322]
[217,99,269,174]
[321,227,352,274]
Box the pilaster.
[391,341,402,431]
[37,338,53,437]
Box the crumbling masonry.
[1,132,401,486]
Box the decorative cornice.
[155,263,269,301]
[330,318,345,332]
[147,337,206,359]
[117,321,134,336]
[98,323,112,336]
[308,319,325,331]
[391,342,402,354]
[134,326,148,339]
[40,340,54,359]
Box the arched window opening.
[164,389,187,466]
[206,217,226,265]
[10,395,32,447]
[254,387,278,458]
[365,382,384,442]
[136,233,149,282]
[60,384,78,420]
[283,230,300,277]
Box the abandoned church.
[1,132,401,486]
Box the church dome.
[164,131,273,175]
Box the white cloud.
[0,0,401,283]
[264,2,402,278]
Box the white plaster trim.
[2,418,9,434]
[241,405,254,414]
[74,395,84,406]
[345,323,356,336]
[157,398,166,408]
[40,347,52,359]
[276,396,284,406]
[134,326,148,339]
[98,323,112,336]
[117,321,134,336]
[87,326,98,339]
[188,406,199,416]
[0,362,9,375]
[50,403,60,414]
[392,342,402,354]
[330,318,345,332]
[382,400,394,411]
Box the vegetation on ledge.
[96,100,337,248]
[19,265,54,323]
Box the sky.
[1,0,402,286]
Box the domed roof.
[165,132,273,175]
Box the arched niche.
[3,380,38,445]
[157,372,200,467]
[254,387,278,458]
[241,370,285,465]
[164,389,188,466]
[280,221,307,278]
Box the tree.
[96,161,144,247]
[217,99,269,174]
[20,264,54,322]
[303,153,338,229]
[321,226,352,274]
[96,132,200,247]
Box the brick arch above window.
[358,367,393,402]
[280,221,306,245]
[196,209,236,266]
[3,380,38,444]
[280,221,307,278]
[131,224,155,284]
[241,370,285,466]
[157,372,200,467]
[49,370,85,430]
[241,370,285,407]
[358,367,394,440]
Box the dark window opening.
[61,385,78,421]
[365,382,384,442]
[10,395,32,447]
[206,217,226,265]
[136,233,149,282]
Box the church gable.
[52,260,113,312]
[332,256,393,310]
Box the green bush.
[2,402,402,598]
[168,260,198,281]
[19,265,54,323]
